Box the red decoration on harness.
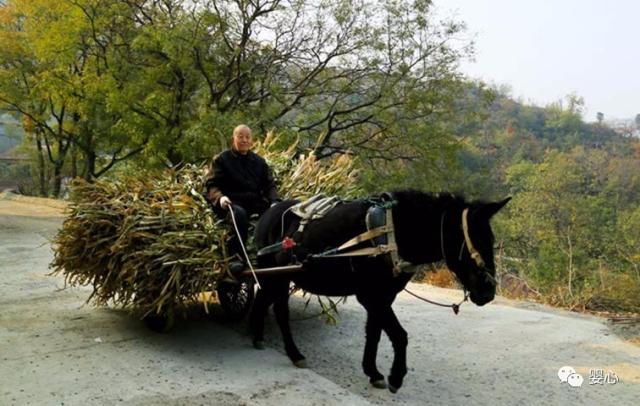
[281,237,296,251]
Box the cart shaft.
[241,264,304,276]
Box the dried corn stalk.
[51,133,360,317]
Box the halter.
[462,208,485,268]
[440,207,497,287]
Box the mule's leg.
[362,311,386,388]
[272,282,306,367]
[249,287,272,349]
[380,307,408,393]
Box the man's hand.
[220,196,232,210]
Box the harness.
[260,194,490,283]
[462,208,485,268]
[258,194,405,272]
[250,193,494,315]
[299,194,416,275]
[290,195,342,236]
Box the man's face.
[232,128,253,154]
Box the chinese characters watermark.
[558,366,620,388]
[588,369,619,385]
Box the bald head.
[232,124,253,154]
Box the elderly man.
[206,124,278,271]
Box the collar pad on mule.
[365,205,416,275]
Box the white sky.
[436,0,640,121]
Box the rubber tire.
[217,278,255,320]
[143,310,175,333]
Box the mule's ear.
[480,197,511,219]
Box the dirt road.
[1,196,638,405]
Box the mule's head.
[447,198,510,306]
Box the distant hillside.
[449,90,640,314]
[467,94,630,152]
[451,90,639,199]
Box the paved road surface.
[1,196,638,405]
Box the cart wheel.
[143,309,175,333]
[217,278,255,320]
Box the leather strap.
[317,243,398,258]
[337,224,394,251]
[462,208,485,267]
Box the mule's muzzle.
[470,290,495,306]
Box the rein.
[403,287,468,315]
[228,204,262,289]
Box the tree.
[1,0,473,187]
[500,146,640,302]
[0,0,72,196]
[596,111,604,124]
[182,0,472,164]
[0,0,197,188]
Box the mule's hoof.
[293,359,307,368]
[253,340,265,350]
[370,379,387,389]
[388,374,403,393]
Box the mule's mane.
[391,189,489,212]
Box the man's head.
[232,124,253,155]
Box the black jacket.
[205,149,278,215]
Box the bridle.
[440,208,497,287]
[462,208,485,268]
[401,209,471,316]
[404,205,500,315]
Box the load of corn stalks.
[50,133,360,319]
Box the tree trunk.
[35,131,47,197]
[52,163,62,198]
[567,231,573,297]
[70,144,78,179]
[598,259,605,290]
[84,151,96,181]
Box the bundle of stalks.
[51,133,360,318]
[255,132,360,199]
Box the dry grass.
[421,268,459,289]
[0,192,67,217]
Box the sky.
[435,0,640,121]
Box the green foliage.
[3,0,635,314]
[0,112,21,152]
[485,124,640,311]
[0,0,473,195]
[448,84,640,312]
